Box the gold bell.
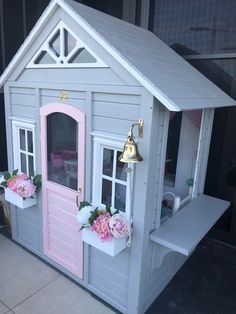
[119,126,143,163]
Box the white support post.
[192,108,215,198]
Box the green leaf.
[79,201,91,210]
[12,169,18,176]
[0,181,7,188]
[33,175,42,192]
[88,208,99,226]
[3,172,11,181]
[33,175,41,185]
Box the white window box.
[5,188,36,209]
[82,227,127,257]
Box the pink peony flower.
[7,174,28,192]
[109,214,129,239]
[16,180,36,199]
[92,212,112,241]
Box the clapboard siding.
[41,96,85,109]
[93,93,140,104]
[92,91,141,135]
[12,105,36,119]
[10,87,35,95]
[40,89,86,100]
[90,247,131,275]
[17,68,128,86]
[9,89,37,118]
[93,116,136,135]
[90,269,128,306]
[89,248,130,307]
[11,93,35,107]
[93,101,139,121]
[16,207,41,251]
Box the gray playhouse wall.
[3,6,190,314]
[5,83,141,312]
[4,86,189,313]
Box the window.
[27,21,107,68]
[164,110,202,197]
[92,136,131,214]
[12,119,36,176]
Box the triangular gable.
[27,21,107,68]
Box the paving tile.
[0,301,9,314]
[13,276,115,314]
[0,235,59,308]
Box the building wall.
[5,81,142,313]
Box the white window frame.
[92,134,133,217]
[27,21,108,69]
[11,119,36,175]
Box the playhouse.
[0,0,235,313]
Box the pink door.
[40,103,85,278]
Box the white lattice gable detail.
[27,21,108,68]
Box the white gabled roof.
[0,0,235,111]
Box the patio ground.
[0,231,236,314]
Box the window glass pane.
[28,155,34,177]
[68,48,96,63]
[116,151,127,181]
[102,178,112,207]
[49,30,60,57]
[64,29,76,57]
[34,51,56,64]
[20,153,27,173]
[103,148,114,177]
[27,131,33,153]
[47,112,78,190]
[151,1,236,55]
[19,129,26,151]
[115,183,126,212]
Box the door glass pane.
[19,129,26,150]
[27,131,33,153]
[103,148,114,177]
[20,153,27,173]
[47,112,78,190]
[102,178,112,207]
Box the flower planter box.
[82,228,127,257]
[5,188,36,209]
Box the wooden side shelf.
[150,194,229,256]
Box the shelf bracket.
[151,244,173,270]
